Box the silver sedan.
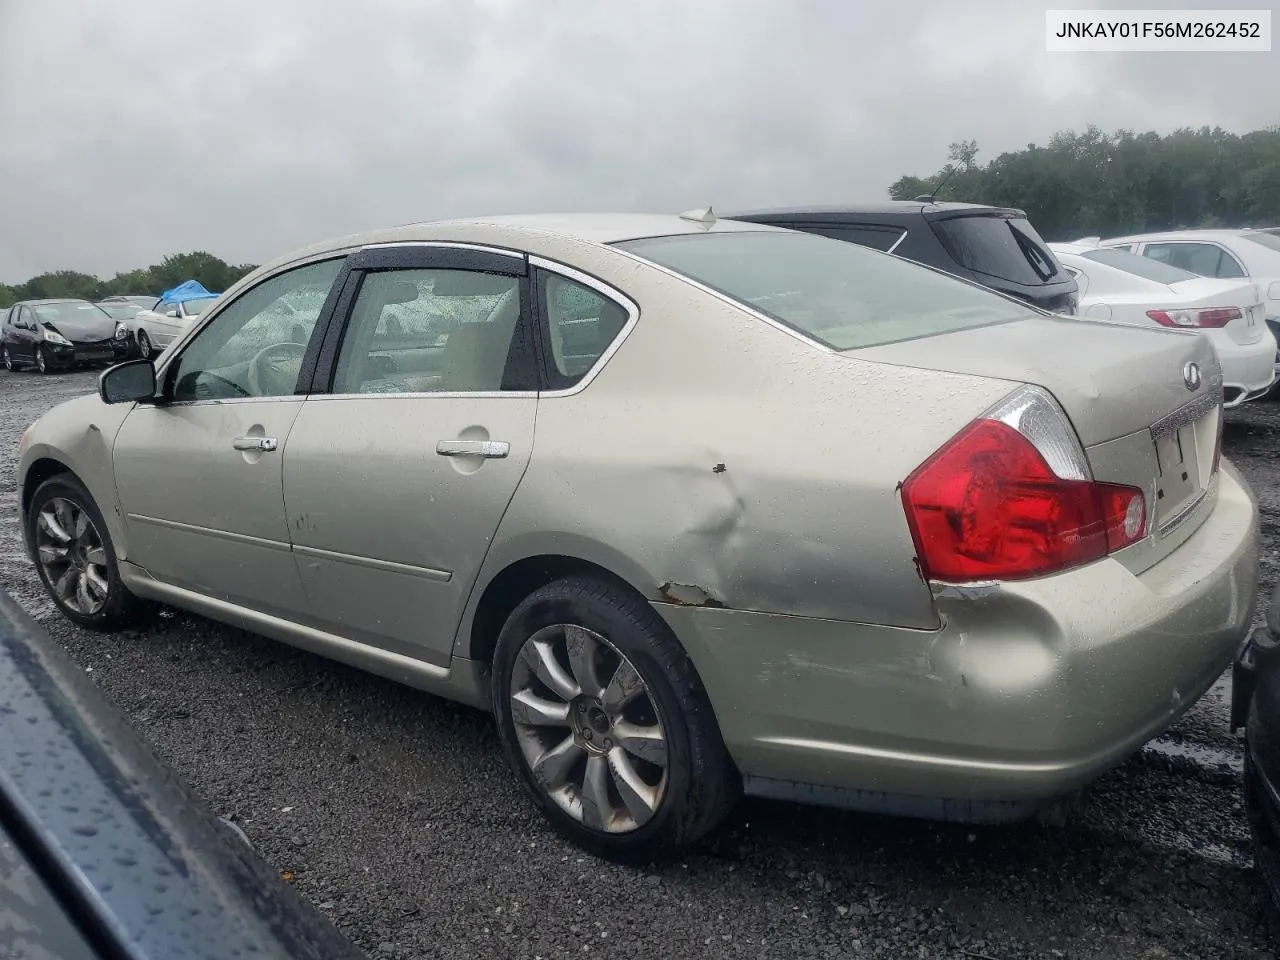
[16,211,1259,860]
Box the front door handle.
[233,436,278,452]
[436,440,509,459]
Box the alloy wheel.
[137,331,151,359]
[2,346,12,371]
[510,624,669,834]
[35,497,110,616]
[36,348,47,373]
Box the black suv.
[728,202,1078,314]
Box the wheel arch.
[456,539,665,667]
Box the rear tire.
[27,474,152,631]
[2,344,17,371]
[491,576,739,862]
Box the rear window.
[931,215,1061,285]
[616,231,1034,351]
[1079,247,1200,284]
[1243,231,1280,255]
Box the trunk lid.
[1166,277,1268,346]
[854,315,1224,568]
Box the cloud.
[0,0,1274,282]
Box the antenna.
[679,206,717,224]
[915,165,957,204]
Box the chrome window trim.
[307,391,539,402]
[528,254,641,398]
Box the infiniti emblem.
[1183,361,1202,391]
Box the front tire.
[35,346,50,374]
[27,474,150,631]
[136,329,152,360]
[492,576,739,862]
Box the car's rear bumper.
[1215,333,1279,406]
[657,465,1258,819]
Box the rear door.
[282,244,539,666]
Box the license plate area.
[1150,391,1220,531]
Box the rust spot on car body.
[658,582,726,608]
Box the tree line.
[0,252,257,308]
[892,124,1280,241]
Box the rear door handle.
[233,436,278,452]
[436,440,509,459]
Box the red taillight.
[1146,306,1242,328]
[901,419,1146,582]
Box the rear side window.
[1143,242,1247,279]
[1080,247,1199,284]
[617,231,1033,351]
[792,224,905,253]
[931,216,1061,285]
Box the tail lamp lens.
[901,419,1146,582]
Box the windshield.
[931,215,1061,284]
[1243,231,1280,255]
[98,303,143,319]
[32,302,112,325]
[616,231,1035,351]
[1079,247,1200,283]
[176,296,218,315]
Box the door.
[282,245,539,665]
[112,257,346,616]
[14,306,38,362]
[151,303,186,345]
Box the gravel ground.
[1,366,1278,960]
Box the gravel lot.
[1,366,1277,960]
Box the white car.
[1052,242,1277,407]
[129,296,219,359]
[1098,228,1280,386]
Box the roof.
[249,212,782,277]
[15,298,92,307]
[1102,228,1251,244]
[726,201,1023,220]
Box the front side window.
[540,272,630,386]
[617,231,1033,351]
[168,258,342,402]
[180,296,219,318]
[331,268,526,394]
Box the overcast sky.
[0,0,1274,282]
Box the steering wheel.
[247,342,307,396]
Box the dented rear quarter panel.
[453,239,1017,656]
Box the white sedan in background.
[1051,242,1277,407]
[1098,228,1280,385]
[129,296,219,359]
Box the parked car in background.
[1099,229,1280,384]
[1233,580,1280,916]
[130,293,218,359]
[2,299,130,373]
[17,211,1257,860]
[1051,242,1277,407]
[96,295,158,321]
[0,586,364,960]
[727,202,1079,314]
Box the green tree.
[1,252,258,308]
[888,124,1280,239]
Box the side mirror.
[99,360,157,404]
[166,308,179,318]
